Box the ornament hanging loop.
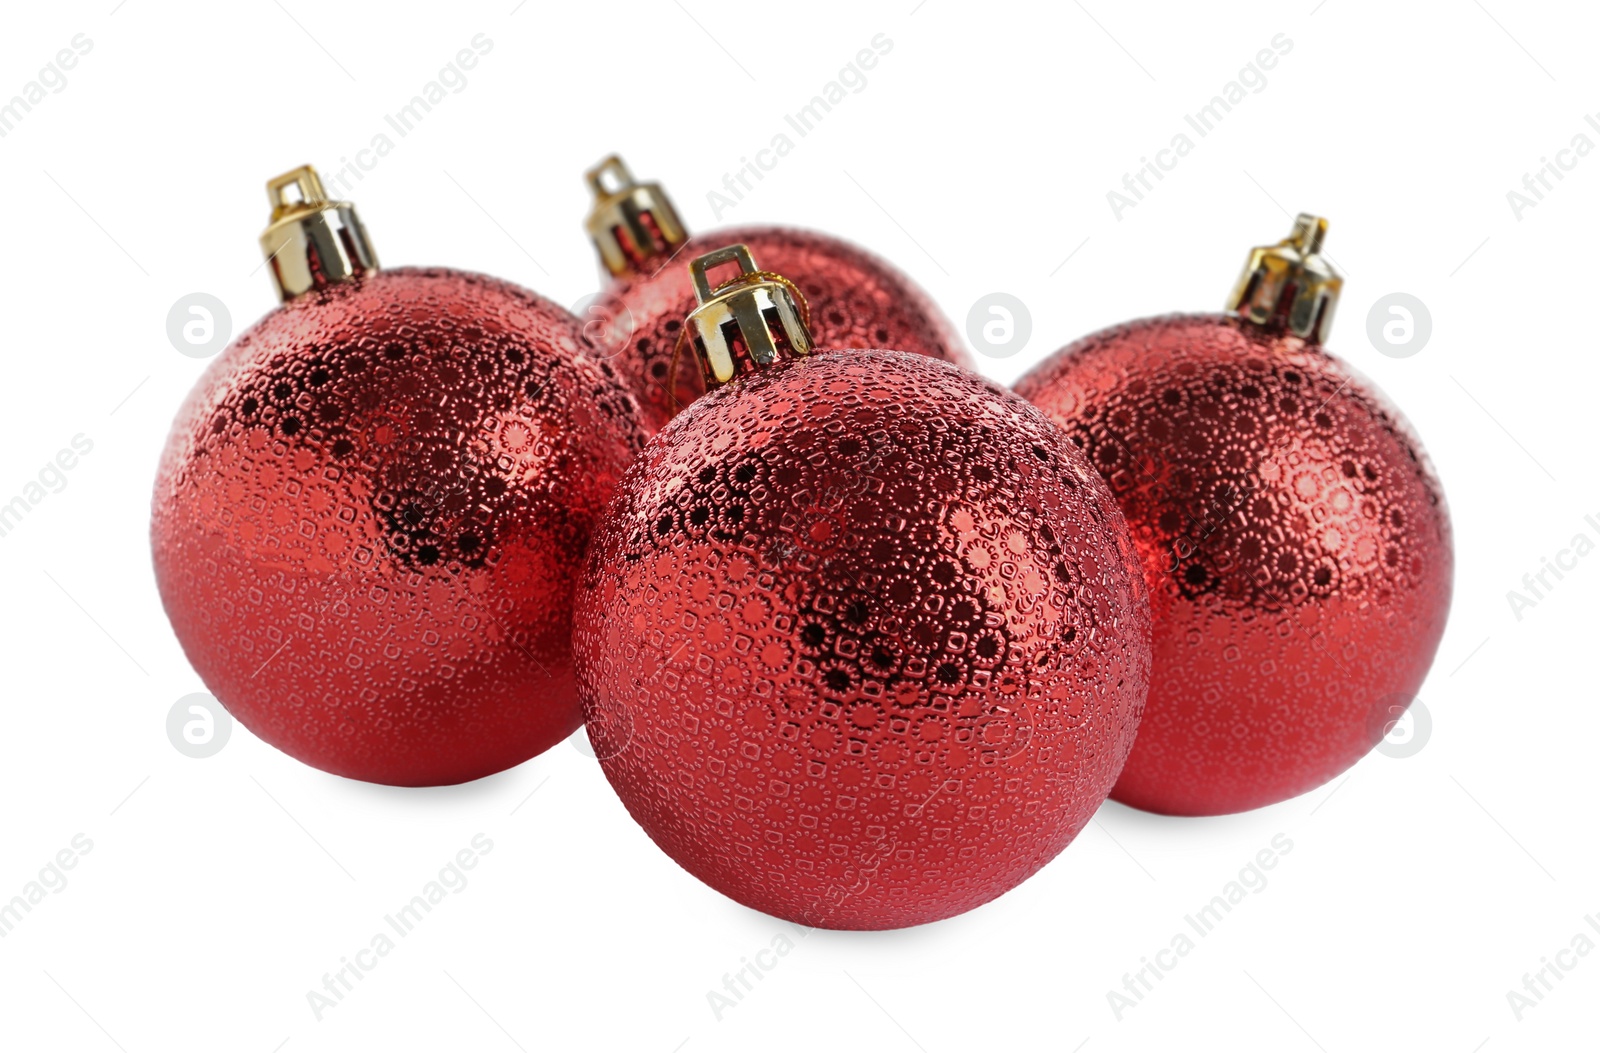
[672,244,814,399]
[259,164,378,303]
[584,154,688,278]
[1226,213,1342,344]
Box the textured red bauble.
[573,246,1150,929]
[580,156,969,433]
[152,167,643,786]
[1015,216,1453,816]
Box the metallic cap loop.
[584,155,688,277]
[259,165,378,303]
[1226,213,1342,344]
[682,244,813,389]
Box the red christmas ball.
[573,249,1149,929]
[153,181,643,786]
[1015,217,1452,815]
[580,158,968,433]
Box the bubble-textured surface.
[1016,314,1453,815]
[591,227,970,434]
[574,350,1150,929]
[152,268,644,786]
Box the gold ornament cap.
[584,155,688,277]
[681,244,813,390]
[259,165,378,302]
[1226,213,1342,344]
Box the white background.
[0,1,1594,1050]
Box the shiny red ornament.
[580,156,969,433]
[573,247,1150,929]
[152,167,643,786]
[1015,216,1452,816]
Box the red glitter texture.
[1016,314,1452,815]
[589,228,970,433]
[574,350,1150,929]
[152,268,643,786]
